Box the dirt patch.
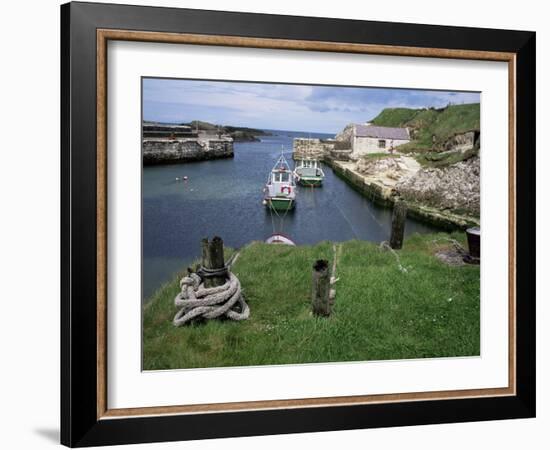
[435,249,466,266]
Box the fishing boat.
[263,151,297,211]
[293,159,325,187]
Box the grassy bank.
[143,233,480,370]
[361,152,401,160]
[371,103,480,152]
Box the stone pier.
[143,137,234,165]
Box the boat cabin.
[270,170,292,184]
[296,159,320,169]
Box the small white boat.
[263,150,297,211]
[265,233,296,246]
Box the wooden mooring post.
[389,200,407,250]
[312,259,331,317]
[201,236,226,288]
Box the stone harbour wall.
[325,158,479,230]
[293,138,335,160]
[143,138,234,165]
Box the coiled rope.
[173,253,249,326]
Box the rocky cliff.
[351,139,480,218]
[396,156,480,216]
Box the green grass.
[361,152,401,160]
[415,146,480,168]
[370,107,419,127]
[143,233,480,370]
[371,103,480,153]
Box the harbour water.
[142,130,440,302]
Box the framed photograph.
[61,2,536,447]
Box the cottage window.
[378,139,386,148]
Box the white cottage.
[351,124,410,156]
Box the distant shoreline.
[143,124,334,165]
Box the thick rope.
[329,244,341,303]
[379,241,410,273]
[173,257,249,326]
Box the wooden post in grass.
[390,200,407,250]
[201,236,226,288]
[312,259,331,317]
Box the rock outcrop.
[396,156,480,216]
[439,130,479,152]
[356,156,407,181]
[335,124,354,144]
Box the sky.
[143,78,480,134]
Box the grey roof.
[355,124,409,140]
